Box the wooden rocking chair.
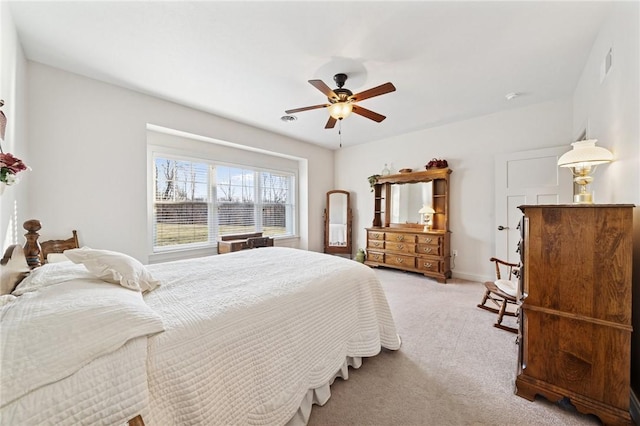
[477,257,520,333]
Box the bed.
[0,222,401,425]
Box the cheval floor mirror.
[323,190,353,258]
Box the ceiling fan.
[285,73,396,129]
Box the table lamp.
[418,205,435,231]
[557,139,613,204]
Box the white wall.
[335,98,574,282]
[25,63,334,262]
[0,2,29,251]
[572,1,639,204]
[570,1,640,402]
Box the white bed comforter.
[1,336,151,425]
[143,247,400,425]
[0,272,165,425]
[1,247,399,425]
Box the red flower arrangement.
[425,158,448,169]
[0,152,29,185]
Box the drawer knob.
[424,262,432,268]
[397,257,404,263]
[374,241,380,246]
[398,244,404,249]
[373,233,380,238]
[425,238,432,243]
[396,235,404,241]
[424,247,432,253]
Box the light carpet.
[308,268,602,426]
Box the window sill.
[272,235,300,248]
[148,245,217,264]
[148,236,300,264]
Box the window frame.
[148,144,298,260]
[212,160,297,241]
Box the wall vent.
[600,48,613,84]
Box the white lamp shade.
[418,205,435,214]
[328,102,353,120]
[557,140,613,168]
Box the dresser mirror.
[324,190,352,257]
[390,182,433,224]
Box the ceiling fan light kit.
[328,102,353,120]
[285,73,396,129]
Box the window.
[153,155,295,251]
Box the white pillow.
[47,252,70,263]
[12,261,92,296]
[64,247,160,292]
[0,294,17,306]
[494,279,517,297]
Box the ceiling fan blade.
[309,80,339,100]
[350,82,396,102]
[285,104,330,114]
[325,116,337,129]
[352,105,386,122]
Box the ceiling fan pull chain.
[339,120,342,148]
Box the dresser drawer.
[417,234,442,245]
[416,258,441,273]
[368,230,385,240]
[385,253,415,268]
[416,243,441,256]
[367,251,384,263]
[385,232,416,243]
[385,241,415,253]
[367,239,385,250]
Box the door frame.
[495,145,573,262]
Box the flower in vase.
[0,152,29,185]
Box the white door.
[495,146,573,263]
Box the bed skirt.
[287,356,363,426]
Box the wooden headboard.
[23,219,79,269]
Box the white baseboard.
[631,388,639,425]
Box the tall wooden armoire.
[516,204,634,425]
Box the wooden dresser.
[365,168,451,283]
[365,227,450,283]
[516,204,634,425]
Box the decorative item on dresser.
[557,139,613,204]
[516,204,634,425]
[425,158,448,169]
[365,167,451,283]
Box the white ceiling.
[8,1,611,149]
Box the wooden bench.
[217,232,274,254]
